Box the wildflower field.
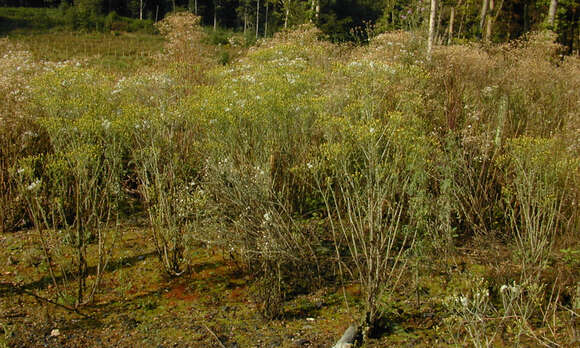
[1,12,579,347]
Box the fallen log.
[332,324,359,348]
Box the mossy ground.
[1,226,349,347]
[2,227,576,347]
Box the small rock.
[306,317,315,322]
[50,329,60,337]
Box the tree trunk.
[428,0,437,59]
[265,1,269,37]
[458,1,467,39]
[485,0,494,42]
[195,0,198,14]
[284,7,289,28]
[315,0,320,21]
[524,3,529,33]
[256,0,260,39]
[435,1,443,44]
[214,1,218,31]
[548,0,558,27]
[479,0,489,33]
[244,6,247,34]
[448,7,455,44]
[448,0,463,44]
[139,0,143,20]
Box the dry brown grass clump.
[154,12,214,83]
[358,30,427,64]
[155,12,205,60]
[268,23,325,45]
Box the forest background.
[0,0,578,52]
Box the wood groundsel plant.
[316,112,432,335]
[133,114,203,277]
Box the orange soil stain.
[163,283,199,302]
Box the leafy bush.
[203,26,231,45]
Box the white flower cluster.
[270,56,307,68]
[285,73,297,85]
[112,73,174,96]
[500,282,521,304]
[102,119,111,130]
[134,119,150,130]
[500,283,519,295]
[23,130,38,138]
[241,74,256,84]
[482,85,498,97]
[27,179,41,191]
[346,60,396,74]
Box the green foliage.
[0,7,63,34]
[0,321,13,348]
[203,26,232,45]
[0,7,155,35]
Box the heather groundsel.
[501,137,580,274]
[315,110,433,333]
[198,39,330,318]
[133,112,205,277]
[1,19,579,346]
[10,66,126,306]
[13,126,123,307]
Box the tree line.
[1,0,578,51]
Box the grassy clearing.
[5,32,164,73]
[1,14,579,347]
